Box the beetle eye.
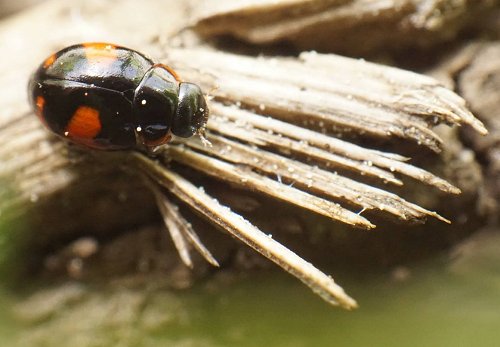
[173,83,208,138]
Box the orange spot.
[82,43,117,63]
[66,106,102,140]
[34,96,49,127]
[144,132,172,147]
[154,63,182,82]
[35,96,45,113]
[43,53,57,68]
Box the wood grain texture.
[192,0,499,54]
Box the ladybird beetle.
[28,43,208,150]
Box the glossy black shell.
[29,43,208,150]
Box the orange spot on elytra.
[154,63,182,82]
[82,43,117,63]
[66,106,101,140]
[43,53,57,68]
[36,96,45,113]
[35,96,49,127]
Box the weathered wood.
[167,48,486,146]
[0,0,489,309]
[134,152,357,309]
[152,186,220,268]
[444,41,500,217]
[192,0,498,54]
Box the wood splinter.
[132,152,358,310]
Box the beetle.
[28,43,208,150]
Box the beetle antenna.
[206,84,219,101]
